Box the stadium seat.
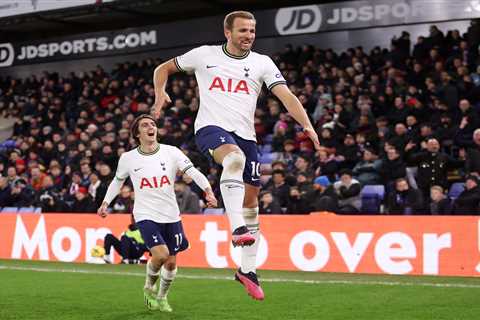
[259,152,275,164]
[263,134,273,144]
[260,144,272,153]
[360,185,385,214]
[448,182,465,200]
[1,207,19,213]
[203,208,224,215]
[18,207,42,214]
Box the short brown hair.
[224,11,255,30]
[131,114,156,145]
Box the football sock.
[220,151,246,232]
[145,260,160,288]
[157,266,177,299]
[241,207,260,274]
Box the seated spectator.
[69,187,96,213]
[266,170,290,208]
[429,185,452,215]
[286,186,310,214]
[174,180,201,213]
[9,178,35,207]
[35,175,66,212]
[111,185,134,213]
[333,169,362,214]
[313,148,339,182]
[337,133,361,169]
[259,191,282,214]
[386,178,424,215]
[352,147,382,185]
[0,175,11,207]
[309,176,338,212]
[465,128,480,175]
[453,175,480,215]
[273,139,297,171]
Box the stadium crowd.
[1,22,480,215]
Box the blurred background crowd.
[1,22,480,215]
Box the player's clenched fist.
[204,188,218,208]
[152,91,172,119]
[97,201,109,218]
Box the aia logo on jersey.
[209,76,249,94]
[140,176,171,189]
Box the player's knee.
[222,151,246,174]
[151,247,170,265]
[163,261,176,271]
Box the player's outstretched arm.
[272,84,321,150]
[98,177,126,218]
[153,59,180,118]
[184,166,218,207]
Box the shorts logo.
[0,43,14,67]
[152,235,159,243]
[219,136,226,143]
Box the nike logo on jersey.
[134,168,143,172]
[251,178,260,181]
[206,65,218,69]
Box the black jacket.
[453,186,480,215]
[386,188,424,215]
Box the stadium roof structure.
[0,0,344,42]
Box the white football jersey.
[175,44,286,141]
[115,144,194,223]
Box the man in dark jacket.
[386,178,424,214]
[407,138,464,199]
[465,129,480,175]
[70,187,96,213]
[0,175,12,207]
[453,175,480,215]
[174,180,201,213]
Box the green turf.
[1,259,479,320]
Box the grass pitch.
[1,259,479,320]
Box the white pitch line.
[1,265,480,289]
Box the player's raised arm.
[98,155,129,218]
[271,84,321,151]
[152,59,180,118]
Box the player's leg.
[233,136,264,300]
[155,255,176,312]
[214,144,254,246]
[155,220,189,312]
[136,220,170,310]
[195,126,253,246]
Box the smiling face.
[225,17,256,53]
[137,118,158,145]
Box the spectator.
[266,170,290,208]
[352,147,382,185]
[35,175,66,212]
[453,175,480,215]
[379,146,406,189]
[333,169,362,214]
[0,175,11,207]
[9,178,35,207]
[465,129,480,175]
[429,185,452,215]
[111,185,134,213]
[69,187,96,213]
[406,138,464,199]
[286,186,310,214]
[309,176,338,212]
[386,178,424,215]
[174,180,201,213]
[259,191,282,214]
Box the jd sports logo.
[0,43,14,67]
[275,5,322,35]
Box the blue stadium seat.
[18,207,42,214]
[1,207,19,213]
[203,208,224,215]
[263,134,273,144]
[260,144,272,153]
[360,185,385,214]
[448,182,465,200]
[259,152,274,164]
